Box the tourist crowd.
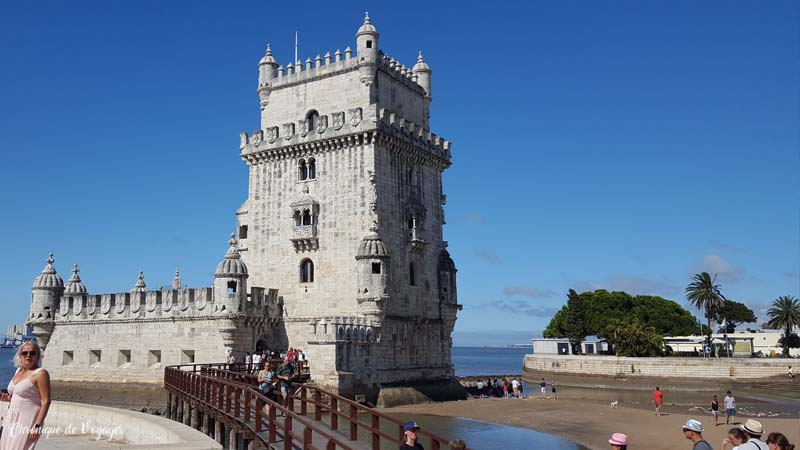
[464,377,558,399]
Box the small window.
[180,350,195,364]
[62,351,74,366]
[306,110,319,131]
[227,280,237,294]
[366,40,373,49]
[407,168,413,184]
[302,209,312,226]
[293,210,302,226]
[118,350,131,367]
[308,158,316,179]
[89,350,102,366]
[148,350,161,368]
[301,259,315,283]
[299,158,308,181]
[372,262,381,274]
[239,225,248,239]
[409,263,416,286]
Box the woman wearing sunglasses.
[0,341,51,449]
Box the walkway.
[164,363,465,450]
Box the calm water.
[0,347,15,386]
[452,346,529,376]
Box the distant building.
[532,337,608,355]
[665,330,798,357]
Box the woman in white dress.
[0,341,51,450]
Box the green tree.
[562,289,588,354]
[685,272,726,345]
[767,295,800,357]
[605,319,664,357]
[778,333,800,352]
[713,300,757,333]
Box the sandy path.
[386,397,800,450]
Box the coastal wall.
[524,355,793,379]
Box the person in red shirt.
[652,386,663,416]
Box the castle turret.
[412,51,432,99]
[172,269,181,290]
[356,223,390,327]
[64,264,87,295]
[131,271,147,293]
[29,253,64,350]
[213,233,248,314]
[257,44,279,111]
[356,12,379,85]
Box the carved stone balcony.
[291,225,319,252]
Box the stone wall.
[524,354,793,379]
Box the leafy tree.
[685,272,726,343]
[767,295,800,357]
[605,319,664,357]
[778,333,800,351]
[562,289,588,354]
[542,289,705,345]
[712,300,757,333]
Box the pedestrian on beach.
[766,432,795,450]
[0,341,52,450]
[724,391,736,425]
[511,378,519,398]
[448,439,466,450]
[653,387,663,416]
[400,421,424,450]
[518,381,524,398]
[551,381,557,400]
[609,432,628,450]
[682,419,712,450]
[739,419,767,450]
[502,379,509,398]
[540,378,547,396]
[788,366,794,381]
[721,428,747,450]
[711,395,720,424]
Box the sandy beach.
[386,397,800,450]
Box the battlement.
[376,52,427,95]
[239,107,451,165]
[267,48,359,90]
[307,316,377,345]
[54,287,279,323]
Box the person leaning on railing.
[275,356,293,416]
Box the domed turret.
[438,245,458,305]
[131,271,147,293]
[356,12,379,85]
[32,253,64,290]
[258,43,279,87]
[412,51,432,99]
[356,223,390,325]
[64,264,87,295]
[213,233,249,313]
[172,269,181,290]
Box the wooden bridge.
[164,363,467,450]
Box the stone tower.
[237,13,462,397]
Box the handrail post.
[432,438,441,450]
[255,397,263,433]
[349,403,357,440]
[300,387,307,416]
[234,387,241,418]
[225,385,232,415]
[371,414,380,450]
[268,403,277,443]
[283,415,293,450]
[314,390,322,421]
[303,426,312,450]
[244,390,251,422]
[330,397,338,432]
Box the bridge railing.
[166,363,463,450]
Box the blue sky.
[1,2,797,347]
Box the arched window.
[307,110,319,132]
[293,210,301,226]
[302,209,312,226]
[300,259,315,283]
[308,158,316,179]
[409,263,416,286]
[298,159,308,181]
[227,280,237,294]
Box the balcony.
[291,225,319,252]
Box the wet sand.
[386,397,800,450]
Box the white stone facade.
[27,14,461,395]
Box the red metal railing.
[165,363,463,450]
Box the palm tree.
[686,272,726,353]
[767,295,800,357]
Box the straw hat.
[740,419,763,436]
[682,419,704,433]
[609,433,629,445]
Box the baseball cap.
[403,421,420,432]
[682,419,703,433]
